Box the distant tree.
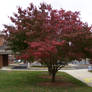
[3,3,92,82]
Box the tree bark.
[51,72,56,82]
[48,67,51,75]
[27,62,30,69]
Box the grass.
[0,70,92,92]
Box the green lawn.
[0,70,92,92]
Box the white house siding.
[72,59,90,64]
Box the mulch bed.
[38,75,75,87]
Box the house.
[71,59,90,65]
[0,32,11,68]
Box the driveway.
[61,69,92,87]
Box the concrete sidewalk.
[62,69,92,87]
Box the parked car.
[14,59,22,63]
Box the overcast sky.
[0,0,92,30]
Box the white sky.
[0,0,92,30]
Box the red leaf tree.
[3,3,92,82]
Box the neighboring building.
[0,32,11,68]
[71,59,90,65]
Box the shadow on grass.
[0,70,91,92]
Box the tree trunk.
[51,72,56,82]
[48,67,51,75]
[27,62,30,69]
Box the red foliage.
[3,3,92,64]
[22,40,66,61]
